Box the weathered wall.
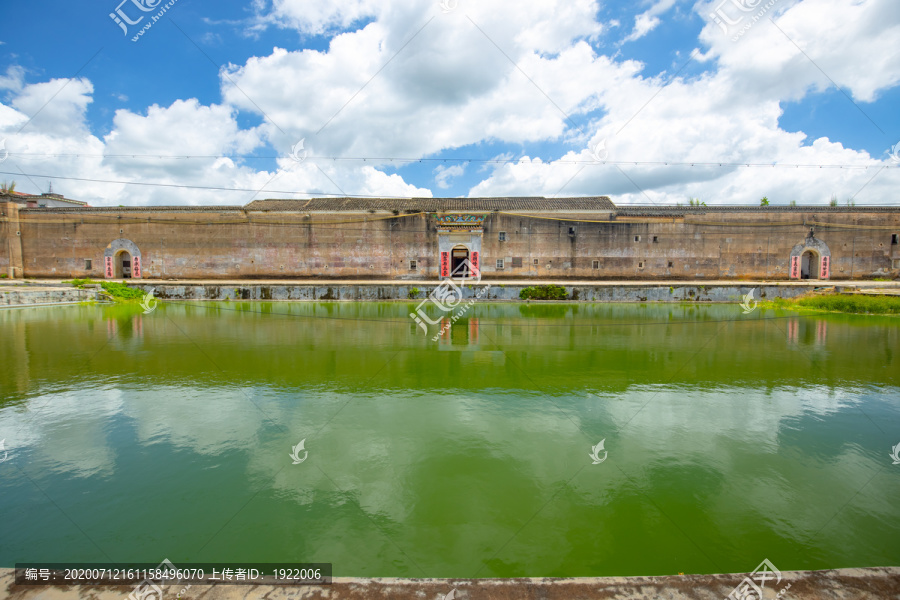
[479,210,900,280]
[13,209,432,280]
[0,202,24,278]
[9,205,900,280]
[0,203,9,276]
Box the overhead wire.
[5,153,900,170]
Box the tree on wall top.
[760,197,769,206]
[0,181,16,193]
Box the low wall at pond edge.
[0,286,98,307]
[131,282,825,303]
[2,567,899,599]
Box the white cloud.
[258,0,383,35]
[472,0,900,203]
[624,14,662,42]
[0,65,25,93]
[434,163,466,189]
[0,0,898,206]
[623,0,677,42]
[10,77,94,138]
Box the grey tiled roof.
[19,206,245,213]
[616,205,900,216]
[244,197,616,212]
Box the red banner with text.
[789,256,800,279]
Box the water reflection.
[0,303,898,576]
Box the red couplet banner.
[440,252,450,278]
[105,256,114,279]
[471,251,480,278]
[790,256,800,279]
[133,256,142,279]
[820,256,830,279]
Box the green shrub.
[771,297,791,308]
[0,273,7,279]
[796,294,900,315]
[519,284,569,300]
[408,287,421,299]
[64,278,99,288]
[100,281,145,301]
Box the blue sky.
[0,0,898,206]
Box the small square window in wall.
[592,260,599,269]
[409,260,417,270]
[496,259,505,269]
[85,259,92,270]
[653,236,659,243]
[634,235,641,242]
[568,227,576,235]
[533,258,539,265]
[499,231,507,241]
[667,261,674,268]
[638,262,645,269]
[892,234,899,244]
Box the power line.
[2,169,898,206]
[6,153,899,170]
[0,170,412,199]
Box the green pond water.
[1,301,898,578]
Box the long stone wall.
[2,202,898,280]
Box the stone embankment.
[0,281,99,307]
[125,279,897,303]
[3,279,899,306]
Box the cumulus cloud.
[0,0,898,205]
[472,0,900,203]
[624,14,662,43]
[434,163,466,189]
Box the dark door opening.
[800,251,819,280]
[115,251,132,279]
[450,247,470,278]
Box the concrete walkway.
[2,568,898,599]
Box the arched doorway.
[789,233,830,280]
[450,245,470,278]
[115,250,133,278]
[800,250,819,280]
[104,239,142,279]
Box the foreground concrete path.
[2,568,899,599]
